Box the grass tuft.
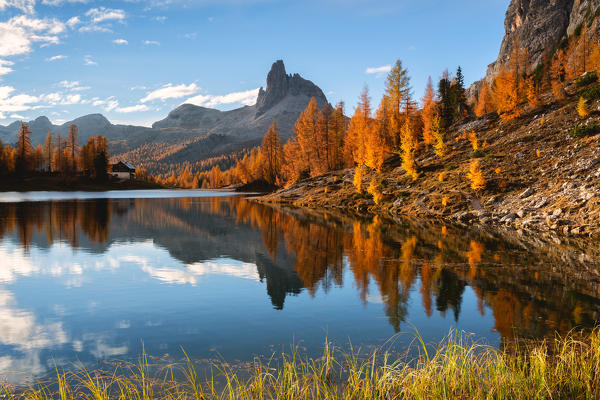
[3,328,600,399]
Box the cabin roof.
[112,161,136,171]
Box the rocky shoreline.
[257,93,600,239]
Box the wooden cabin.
[111,161,136,180]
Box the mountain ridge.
[0,60,328,173]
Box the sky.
[0,0,510,127]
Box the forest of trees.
[0,123,111,181]
[173,23,597,191]
[5,22,594,191]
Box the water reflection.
[0,194,599,382]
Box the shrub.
[469,131,479,151]
[576,71,598,87]
[568,122,600,138]
[577,96,590,117]
[581,85,600,100]
[470,150,486,158]
[467,159,486,191]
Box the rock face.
[486,0,600,79]
[255,60,327,115]
[152,60,327,138]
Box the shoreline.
[256,93,600,239]
[0,175,165,192]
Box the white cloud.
[152,16,167,23]
[0,86,39,115]
[77,7,125,33]
[140,83,198,103]
[105,99,118,111]
[10,15,65,35]
[43,0,89,5]
[85,7,126,24]
[112,38,128,45]
[115,104,149,113]
[79,25,111,33]
[46,54,66,61]
[0,16,65,58]
[59,80,80,89]
[40,91,84,105]
[66,16,81,29]
[92,97,118,112]
[365,65,392,75]
[143,40,160,46]
[62,94,82,105]
[83,55,97,66]
[58,80,89,91]
[184,88,259,108]
[0,0,35,14]
[0,59,14,76]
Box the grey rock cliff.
[486,0,600,80]
[255,60,327,116]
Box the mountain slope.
[0,60,327,174]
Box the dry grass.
[3,328,600,399]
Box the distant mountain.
[0,60,327,174]
[0,113,151,146]
[151,59,328,142]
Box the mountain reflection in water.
[0,193,599,383]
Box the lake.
[0,190,599,384]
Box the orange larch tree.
[327,102,347,170]
[421,76,437,147]
[344,86,374,168]
[261,119,283,185]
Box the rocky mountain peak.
[485,0,600,81]
[255,60,327,115]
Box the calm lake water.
[0,190,599,383]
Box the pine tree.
[294,97,320,176]
[315,103,333,175]
[400,120,418,181]
[493,65,521,121]
[344,86,373,167]
[66,124,79,174]
[15,122,33,175]
[327,102,346,170]
[43,131,53,172]
[421,77,437,146]
[431,114,446,157]
[475,82,494,117]
[526,76,541,108]
[54,133,65,173]
[261,119,283,185]
[385,60,412,149]
[455,66,467,115]
[550,49,567,99]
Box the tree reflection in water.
[0,195,599,345]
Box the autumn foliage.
[0,122,110,181]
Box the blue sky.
[0,0,509,127]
